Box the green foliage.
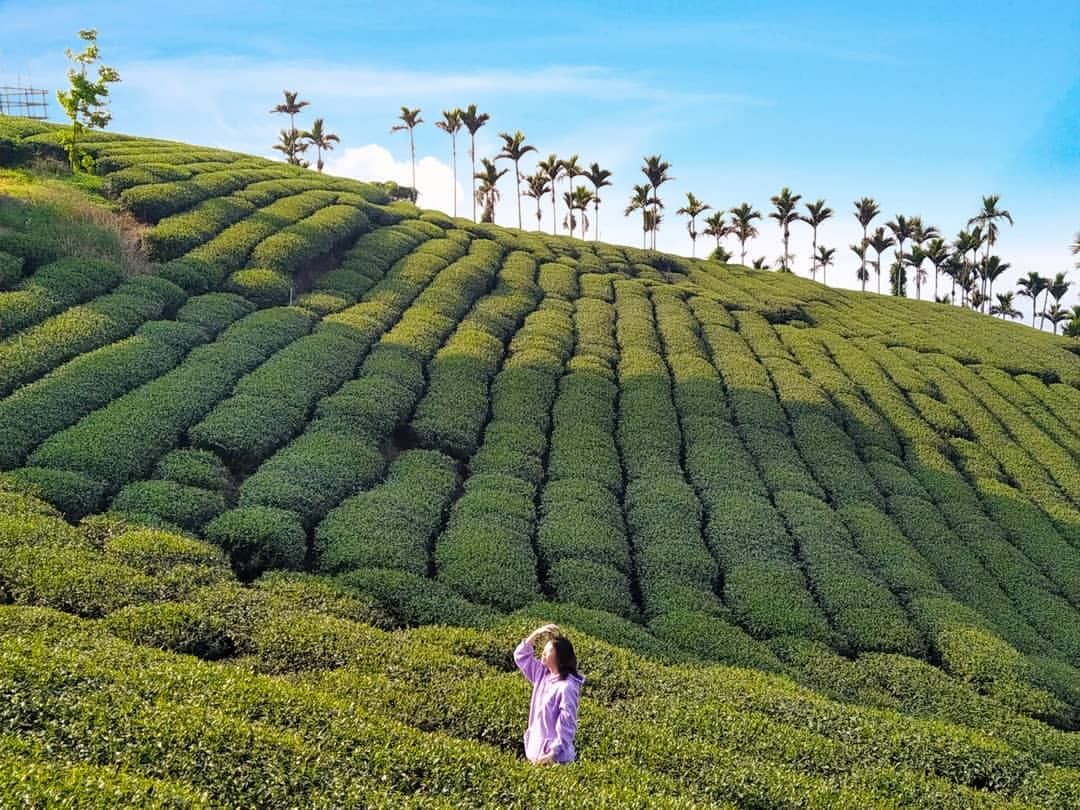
[111,480,226,533]
[105,601,232,659]
[0,256,122,338]
[204,506,307,580]
[154,449,229,491]
[55,29,121,171]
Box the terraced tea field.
[1,117,1079,807]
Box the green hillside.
[1,117,1079,807]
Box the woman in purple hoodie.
[514,623,584,765]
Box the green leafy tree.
[710,245,734,262]
[56,29,121,172]
[302,118,339,173]
[496,130,537,230]
[677,192,711,258]
[703,211,728,252]
[979,255,1010,310]
[854,197,880,290]
[729,203,761,266]
[769,187,802,272]
[815,245,836,286]
[968,195,1013,265]
[868,227,895,295]
[391,106,423,203]
[1043,303,1071,335]
[924,238,950,302]
[625,183,656,249]
[563,185,595,239]
[641,155,673,249]
[273,129,309,167]
[801,199,833,280]
[991,291,1022,320]
[559,155,582,235]
[537,154,564,236]
[851,242,870,291]
[435,109,463,217]
[1017,271,1050,328]
[474,158,507,224]
[908,244,928,300]
[885,215,914,296]
[460,105,490,221]
[523,171,551,231]
[584,163,613,240]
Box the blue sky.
[2,0,1078,307]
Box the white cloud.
[327,144,464,216]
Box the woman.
[514,623,584,765]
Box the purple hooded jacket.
[514,638,584,764]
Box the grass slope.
[0,117,1079,806]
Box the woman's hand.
[527,623,559,644]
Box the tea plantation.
[1,117,1079,807]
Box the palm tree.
[801,199,833,280]
[751,257,768,269]
[301,118,339,173]
[968,195,1013,263]
[435,109,462,217]
[625,184,655,249]
[851,242,870,291]
[991,291,1022,320]
[273,128,309,166]
[885,215,914,296]
[1065,305,1080,338]
[769,187,802,272]
[1049,271,1072,308]
[562,192,577,238]
[536,154,563,236]
[854,197,880,289]
[523,172,551,231]
[564,185,594,239]
[677,192,711,258]
[641,155,673,249]
[474,158,507,224]
[1072,231,1080,267]
[868,227,895,295]
[980,255,1010,308]
[496,130,537,230]
[271,90,310,134]
[1016,272,1050,328]
[729,203,761,266]
[1044,303,1071,335]
[391,106,423,203]
[583,163,613,240]
[923,238,950,302]
[559,155,582,236]
[459,105,490,221]
[907,244,928,300]
[711,245,734,263]
[703,212,728,251]
[815,245,836,286]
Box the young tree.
[273,129,309,166]
[474,158,507,224]
[559,155,582,235]
[729,203,761,266]
[991,291,1022,320]
[564,185,594,239]
[703,211,728,252]
[391,107,423,203]
[302,118,339,173]
[523,171,551,231]
[815,245,836,285]
[460,105,490,221]
[751,256,768,269]
[710,245,734,263]
[677,192,711,258]
[885,215,913,296]
[56,29,121,172]
[584,163,613,240]
[435,109,463,217]
[496,130,537,229]
[769,187,802,272]
[908,244,928,300]
[625,184,655,249]
[801,199,833,280]
[1044,303,1071,335]
[641,155,673,249]
[851,242,870,291]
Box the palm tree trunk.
[470,138,477,222]
[811,228,818,280]
[740,239,746,265]
[409,130,417,202]
[451,134,458,218]
[514,160,523,229]
[594,199,600,241]
[876,256,882,294]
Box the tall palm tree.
[564,185,595,239]
[641,155,673,249]
[885,215,913,296]
[301,118,339,173]
[991,291,1022,320]
[854,197,880,289]
[851,242,870,291]
[536,154,563,236]
[868,227,895,295]
[1044,303,1071,335]
[677,192,711,258]
[769,187,802,272]
[523,172,551,231]
[703,212,728,251]
[273,129,309,166]
[625,184,655,249]
[729,203,761,266]
[980,255,1010,308]
[271,90,310,134]
[391,106,423,203]
[907,244,928,300]
[815,245,836,285]
[584,163,613,240]
[1016,272,1050,328]
[459,105,490,221]
[801,199,833,280]
[968,194,1013,263]
[435,109,462,217]
[496,130,537,230]
[474,157,507,224]
[1049,271,1072,308]
[924,238,950,302]
[559,155,582,236]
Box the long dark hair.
[552,636,579,680]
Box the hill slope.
[1,118,1079,807]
